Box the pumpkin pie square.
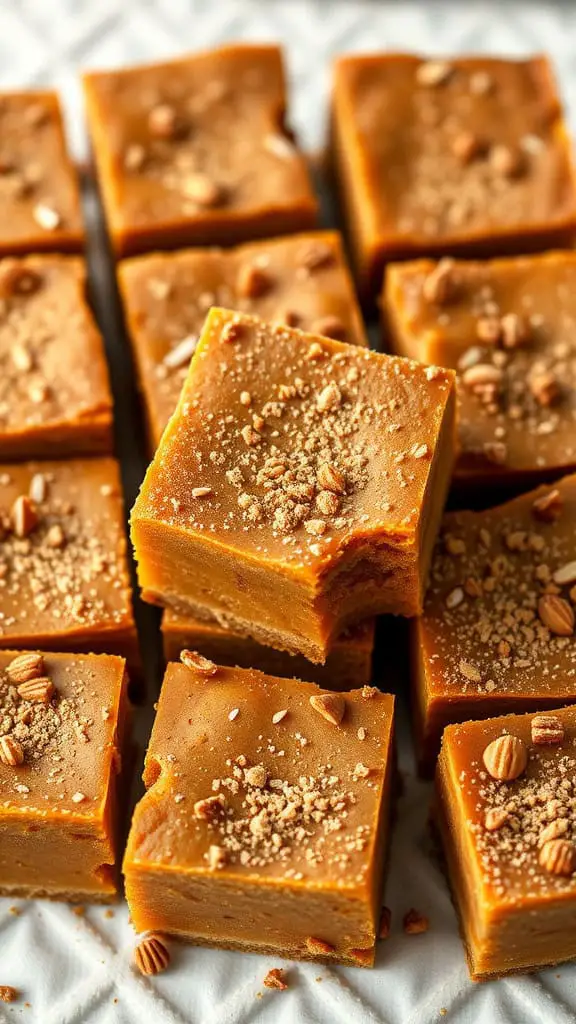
[0,255,113,458]
[0,90,84,255]
[131,307,456,663]
[386,251,576,493]
[161,609,375,691]
[414,474,576,774]
[437,706,576,979]
[0,458,138,668]
[123,660,394,966]
[83,44,318,258]
[330,53,576,300]
[118,231,367,447]
[0,649,129,901]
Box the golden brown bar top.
[414,474,576,773]
[118,231,367,447]
[131,307,456,663]
[0,90,84,255]
[83,44,318,257]
[0,458,137,666]
[0,255,113,459]
[0,649,129,902]
[385,250,576,493]
[124,660,394,966]
[437,706,576,979]
[330,53,576,300]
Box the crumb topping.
[120,235,363,438]
[424,482,576,696]
[139,678,392,884]
[460,716,576,898]
[198,756,372,876]
[0,652,119,809]
[142,311,453,566]
[263,967,288,990]
[399,255,576,471]
[0,463,132,638]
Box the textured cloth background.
[1,2,576,1022]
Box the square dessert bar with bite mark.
[330,53,576,301]
[414,474,576,775]
[124,660,394,966]
[0,458,138,668]
[0,90,84,256]
[0,255,113,459]
[83,44,318,258]
[162,610,375,691]
[437,707,576,979]
[131,307,456,663]
[118,231,367,448]
[385,251,576,494]
[0,649,129,902]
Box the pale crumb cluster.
[147,313,451,568]
[0,466,131,638]
[0,652,113,807]
[126,238,353,437]
[426,485,576,696]
[198,754,368,875]
[410,256,576,469]
[392,58,562,240]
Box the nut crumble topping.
[396,254,576,473]
[462,717,576,898]
[0,653,120,810]
[142,311,453,566]
[424,481,576,697]
[120,234,365,442]
[138,676,392,886]
[0,462,132,640]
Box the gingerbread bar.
[0,650,129,901]
[437,707,576,979]
[118,231,367,447]
[0,90,84,255]
[162,610,375,690]
[83,45,318,258]
[0,256,113,459]
[330,53,576,300]
[386,251,576,493]
[124,660,394,966]
[0,458,138,668]
[131,308,456,663]
[414,474,576,774]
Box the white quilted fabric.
[1,2,576,1021]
